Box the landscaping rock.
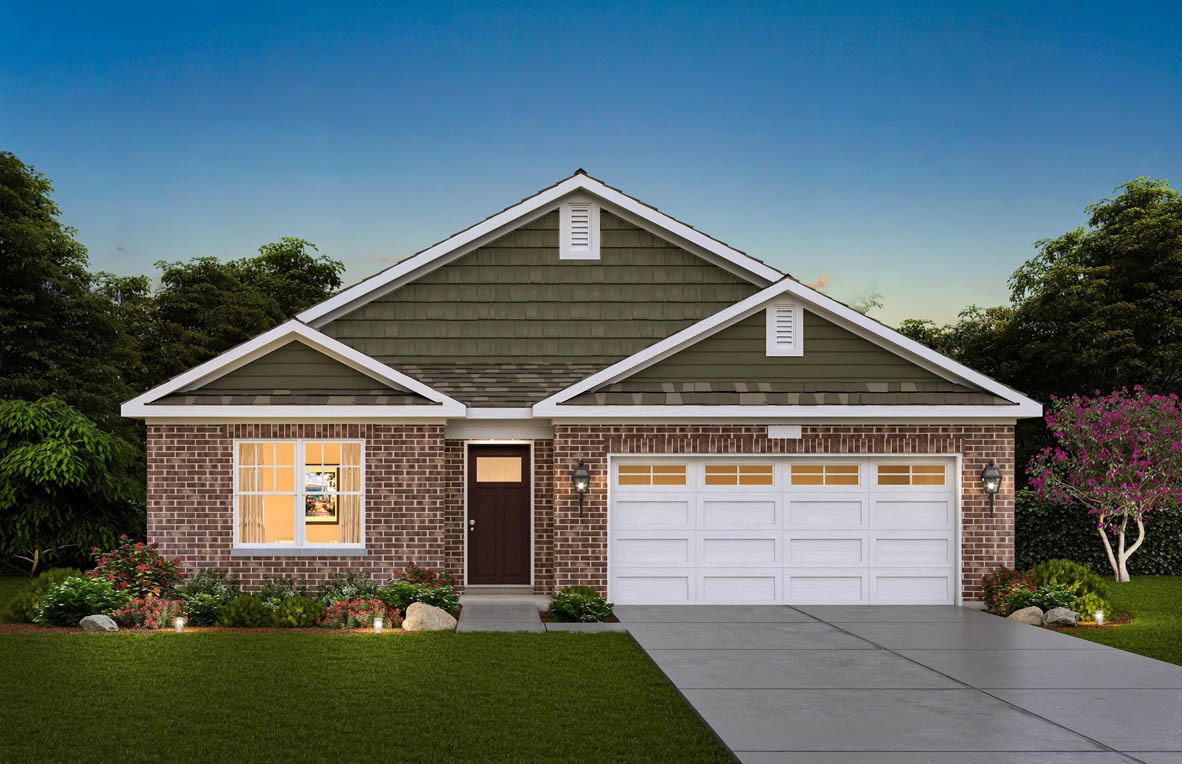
[1043,607,1080,627]
[79,614,119,632]
[1007,606,1044,625]
[402,602,457,632]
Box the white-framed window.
[765,302,804,356]
[703,464,775,487]
[876,463,946,487]
[790,463,860,487]
[234,440,364,548]
[617,463,688,487]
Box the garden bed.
[538,610,619,624]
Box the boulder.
[79,614,119,632]
[1043,607,1080,627]
[402,602,457,632]
[1007,606,1044,625]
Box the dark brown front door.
[467,445,530,585]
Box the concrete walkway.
[455,594,633,632]
[615,604,1182,763]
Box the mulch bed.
[0,623,411,635]
[538,610,619,624]
[981,608,1134,631]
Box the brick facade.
[148,422,1013,601]
[550,424,1015,602]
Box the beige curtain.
[338,443,362,543]
[238,443,265,543]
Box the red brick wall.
[147,423,451,590]
[533,439,555,594]
[550,424,1015,602]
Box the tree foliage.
[0,398,145,574]
[1028,388,1182,582]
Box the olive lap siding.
[319,211,760,364]
[197,341,407,392]
[631,311,940,382]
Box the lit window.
[618,464,687,486]
[236,441,363,546]
[790,464,860,486]
[704,464,775,486]
[876,464,946,486]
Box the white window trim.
[231,438,366,553]
[765,302,804,357]
[560,198,600,260]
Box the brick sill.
[230,548,367,558]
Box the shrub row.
[1016,489,1182,575]
[983,558,1113,618]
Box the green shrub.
[1005,583,1079,613]
[35,577,128,626]
[1016,489,1182,574]
[257,577,307,610]
[216,596,276,627]
[274,596,325,628]
[1,567,83,623]
[547,587,613,623]
[1028,559,1110,599]
[317,572,379,605]
[376,579,459,615]
[982,568,1035,615]
[1073,591,1112,621]
[391,562,456,588]
[563,585,601,599]
[180,568,242,626]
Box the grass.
[1059,575,1182,665]
[0,630,731,763]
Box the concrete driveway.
[614,605,1182,764]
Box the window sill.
[230,547,367,558]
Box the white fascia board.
[533,403,1041,419]
[295,174,784,326]
[120,320,465,414]
[533,278,1042,415]
[465,408,536,419]
[125,404,462,420]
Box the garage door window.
[618,464,687,486]
[790,464,859,486]
[877,464,946,486]
[704,464,774,486]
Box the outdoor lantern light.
[1095,610,1105,626]
[980,460,1003,516]
[174,616,184,633]
[572,459,591,517]
[373,616,384,634]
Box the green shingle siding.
[630,311,940,383]
[198,342,398,391]
[319,211,760,364]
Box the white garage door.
[609,456,958,605]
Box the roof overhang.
[121,320,466,420]
[295,172,785,327]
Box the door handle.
[468,519,476,532]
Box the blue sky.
[3,1,1180,325]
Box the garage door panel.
[871,568,955,604]
[699,569,780,604]
[612,567,694,604]
[870,531,954,566]
[870,498,953,530]
[699,532,781,566]
[785,531,868,566]
[614,531,695,567]
[785,569,868,604]
[697,494,780,529]
[614,496,694,529]
[786,494,867,529]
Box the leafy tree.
[238,237,345,319]
[0,152,137,435]
[1028,388,1182,582]
[0,398,144,575]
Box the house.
[122,171,1040,605]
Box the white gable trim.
[532,278,1042,418]
[295,172,784,326]
[120,320,466,418]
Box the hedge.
[1015,489,1182,575]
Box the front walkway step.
[464,585,536,596]
[456,594,547,632]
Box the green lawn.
[0,630,731,763]
[1060,575,1182,665]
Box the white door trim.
[463,440,535,589]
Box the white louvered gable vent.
[560,199,600,260]
[765,302,804,356]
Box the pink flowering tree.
[1029,387,1182,582]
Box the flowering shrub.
[391,562,456,588]
[320,598,400,630]
[180,568,241,626]
[982,568,1035,615]
[112,596,186,629]
[548,587,614,623]
[1029,387,1182,581]
[317,571,379,605]
[378,579,459,615]
[35,577,129,626]
[88,535,185,598]
[1005,583,1079,613]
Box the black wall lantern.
[980,460,1002,516]
[572,460,591,517]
